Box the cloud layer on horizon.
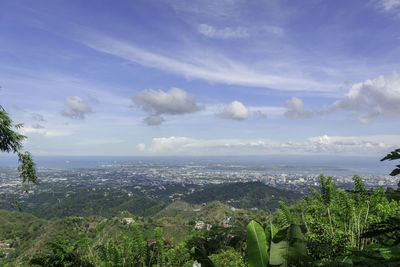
[140,134,398,156]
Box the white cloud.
[22,127,71,137]
[198,24,284,39]
[198,24,250,39]
[132,87,201,125]
[219,101,249,120]
[133,88,201,115]
[78,138,123,145]
[137,143,146,151]
[78,33,338,92]
[284,97,313,119]
[283,72,400,122]
[376,0,400,11]
[61,96,93,119]
[329,72,400,123]
[142,135,398,156]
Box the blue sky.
[1,0,400,156]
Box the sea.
[0,154,395,176]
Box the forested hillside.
[1,175,400,266]
[183,182,298,211]
[0,182,297,219]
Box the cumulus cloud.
[219,101,249,120]
[61,96,93,119]
[144,115,165,126]
[283,72,400,122]
[329,72,400,123]
[132,87,201,125]
[141,135,398,156]
[284,97,313,119]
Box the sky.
[0,0,400,156]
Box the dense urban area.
[1,162,397,198]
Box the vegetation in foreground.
[0,174,399,266]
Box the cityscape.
[1,162,397,199]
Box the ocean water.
[0,154,395,176]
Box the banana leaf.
[247,220,269,267]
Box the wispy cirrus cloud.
[375,0,400,12]
[198,24,250,39]
[198,24,284,39]
[77,33,338,92]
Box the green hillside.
[184,181,298,211]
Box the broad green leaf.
[270,222,279,240]
[270,227,288,267]
[288,225,307,263]
[247,220,269,267]
[270,224,306,266]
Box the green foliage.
[30,237,94,267]
[381,148,400,176]
[18,151,38,186]
[210,247,246,267]
[246,220,269,267]
[269,224,307,266]
[164,242,192,267]
[184,182,298,210]
[274,201,292,228]
[0,107,25,153]
[186,220,246,256]
[246,220,309,267]
[0,107,38,192]
[192,247,216,267]
[96,223,147,266]
[2,151,400,267]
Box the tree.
[0,106,38,191]
[30,237,94,267]
[381,148,400,176]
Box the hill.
[183,181,299,211]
